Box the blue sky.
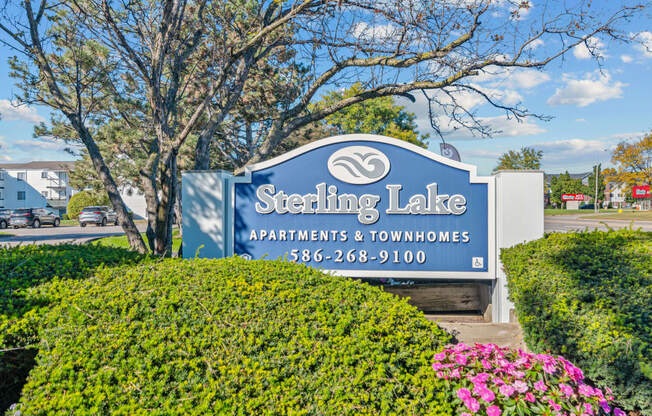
[0,9,650,176]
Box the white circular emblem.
[327,145,390,184]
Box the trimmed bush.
[0,244,148,412]
[66,190,109,220]
[432,343,626,416]
[501,229,651,413]
[13,258,453,415]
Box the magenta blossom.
[534,380,548,392]
[464,397,480,412]
[512,380,528,393]
[487,405,502,416]
[578,383,594,397]
[433,352,446,361]
[457,388,472,401]
[525,392,535,403]
[559,383,574,397]
[613,408,626,416]
[499,384,515,398]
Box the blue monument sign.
[229,135,495,279]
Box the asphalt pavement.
[1,214,649,248]
[0,223,147,247]
[543,213,652,233]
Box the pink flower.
[499,384,515,397]
[563,361,584,381]
[432,362,443,370]
[513,370,526,379]
[534,380,548,392]
[482,359,492,369]
[436,371,445,379]
[559,383,574,397]
[487,405,502,416]
[492,377,505,385]
[578,383,594,397]
[461,414,472,416]
[583,403,594,415]
[455,354,468,366]
[513,380,528,393]
[548,400,562,412]
[525,392,535,403]
[473,384,495,402]
[454,343,470,352]
[464,397,480,413]
[471,373,491,383]
[433,352,446,361]
[613,408,626,416]
[457,388,472,401]
[598,400,611,413]
[542,362,557,374]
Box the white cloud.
[436,115,546,139]
[525,38,544,51]
[12,139,70,152]
[351,22,399,42]
[573,37,606,60]
[631,31,652,58]
[620,54,633,63]
[0,100,46,124]
[547,71,625,107]
[575,118,586,123]
[472,67,550,89]
[537,139,614,167]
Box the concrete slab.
[428,316,527,351]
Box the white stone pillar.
[492,171,544,323]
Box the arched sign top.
[243,134,486,184]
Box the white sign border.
[229,134,496,280]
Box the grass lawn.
[579,211,652,221]
[544,208,629,216]
[94,229,182,252]
[0,232,14,237]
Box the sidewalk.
[426,314,527,350]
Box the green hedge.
[0,244,148,412]
[501,229,651,413]
[12,258,453,415]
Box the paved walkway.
[0,223,147,246]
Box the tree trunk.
[74,122,148,253]
[152,151,177,257]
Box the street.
[1,214,650,248]
[544,213,652,233]
[0,223,147,247]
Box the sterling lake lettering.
[255,182,467,225]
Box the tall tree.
[549,172,588,206]
[605,132,652,187]
[1,0,647,254]
[587,164,606,207]
[494,147,543,171]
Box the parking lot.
[0,223,147,247]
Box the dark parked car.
[9,208,60,228]
[0,208,12,229]
[79,206,118,227]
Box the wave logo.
[327,145,391,184]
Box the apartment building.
[0,161,148,218]
[0,161,75,214]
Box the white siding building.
[0,161,149,218]
[0,161,75,214]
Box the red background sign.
[632,185,651,198]
[562,194,585,201]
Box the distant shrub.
[0,244,148,412]
[66,190,108,220]
[13,258,453,415]
[433,343,626,416]
[501,229,651,413]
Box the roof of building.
[0,161,76,171]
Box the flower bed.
[433,343,626,416]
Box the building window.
[0,190,3,200]
[41,171,48,179]
[17,191,25,201]
[17,172,26,181]
[42,191,49,198]
[0,171,4,180]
